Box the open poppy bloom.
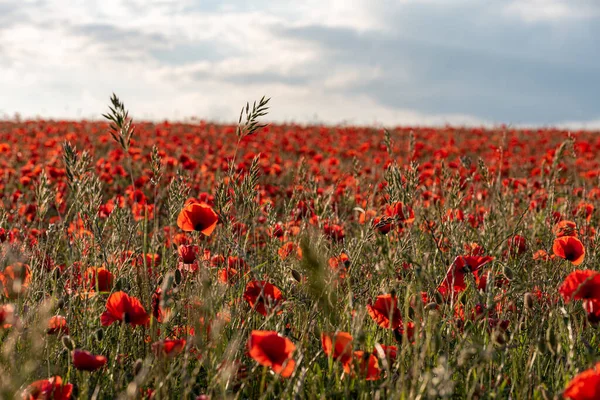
[553,220,578,238]
[438,255,493,298]
[83,267,114,292]
[559,270,600,303]
[243,281,284,316]
[374,344,397,365]
[0,304,15,329]
[178,245,199,264]
[367,294,403,329]
[247,330,295,378]
[564,362,600,400]
[72,349,108,371]
[22,376,73,400]
[152,339,187,357]
[507,235,527,256]
[0,263,31,299]
[385,202,415,225]
[47,316,69,336]
[553,236,585,265]
[100,291,149,327]
[176,201,218,236]
[151,288,172,323]
[583,299,600,324]
[372,216,393,234]
[353,350,381,381]
[321,332,353,372]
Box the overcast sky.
[1,0,599,127]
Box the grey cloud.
[274,2,600,124]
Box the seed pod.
[61,335,75,351]
[133,359,143,376]
[524,292,534,310]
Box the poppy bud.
[502,266,513,281]
[492,330,507,346]
[62,335,75,351]
[174,269,182,286]
[458,347,478,367]
[133,359,143,376]
[95,328,104,341]
[523,293,534,310]
[57,297,65,310]
[536,336,547,354]
[425,302,438,311]
[291,269,302,283]
[545,327,557,355]
[537,386,550,400]
[127,382,138,398]
[357,331,366,345]
[115,277,129,291]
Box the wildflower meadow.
[1,95,600,399]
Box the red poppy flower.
[321,332,353,372]
[22,376,73,400]
[328,253,350,278]
[152,339,186,357]
[353,350,381,381]
[47,316,69,336]
[0,304,15,329]
[553,220,578,238]
[83,267,114,292]
[374,344,397,365]
[218,267,239,284]
[438,255,493,297]
[385,202,415,225]
[367,294,402,329]
[553,236,585,265]
[533,249,553,261]
[151,288,171,323]
[573,202,594,222]
[178,245,199,264]
[100,291,149,327]
[176,201,219,236]
[559,270,600,303]
[247,330,295,378]
[583,299,600,324]
[72,349,108,371]
[243,281,284,316]
[564,362,600,400]
[373,216,393,234]
[507,235,527,256]
[0,263,31,299]
[278,242,302,260]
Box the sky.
[0,0,599,127]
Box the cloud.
[0,0,598,127]
[504,0,600,22]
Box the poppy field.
[1,96,600,399]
